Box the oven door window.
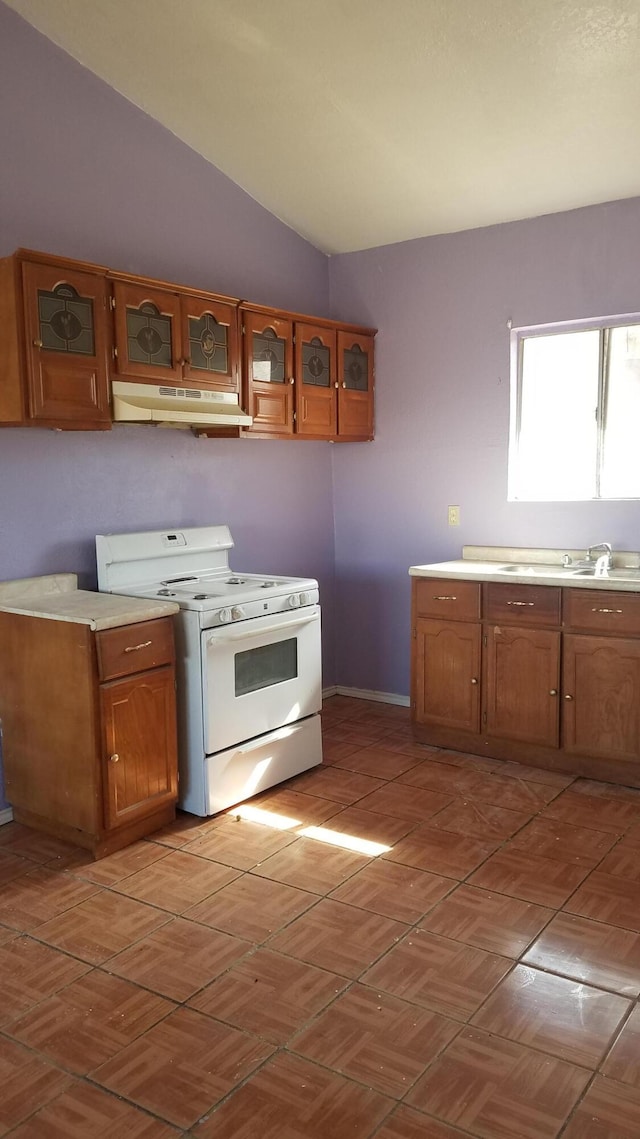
[234,637,298,696]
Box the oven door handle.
[208,612,319,643]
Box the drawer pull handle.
[506,600,535,607]
[471,677,478,685]
[591,607,622,615]
[110,753,120,763]
[564,694,574,701]
[434,595,457,601]
[124,640,153,653]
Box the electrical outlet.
[448,505,460,526]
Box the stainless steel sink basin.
[496,564,570,576]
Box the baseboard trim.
[333,686,410,708]
[0,807,14,826]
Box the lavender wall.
[0,4,334,809]
[330,198,640,698]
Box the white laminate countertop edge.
[409,547,640,593]
[0,585,179,631]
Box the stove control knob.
[218,608,232,623]
[298,591,311,606]
[287,593,300,608]
[231,606,246,621]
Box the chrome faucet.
[587,542,613,571]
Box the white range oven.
[96,526,322,815]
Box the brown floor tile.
[291,983,459,1097]
[541,789,640,834]
[330,859,453,923]
[0,823,83,865]
[508,816,617,866]
[598,844,640,882]
[93,1005,274,1129]
[251,835,371,893]
[52,839,172,884]
[320,737,361,764]
[7,1080,180,1138]
[249,786,348,826]
[497,761,575,789]
[421,885,553,957]
[190,948,345,1043]
[185,873,317,941]
[332,746,420,779]
[467,848,590,907]
[0,1035,74,1134]
[460,770,561,813]
[561,1074,640,1138]
[374,1105,470,1138]
[35,890,171,964]
[397,759,481,796]
[362,928,511,1020]
[318,805,416,846]
[564,871,640,932]
[105,916,251,1001]
[622,820,640,847]
[7,969,174,1075]
[192,1050,393,1139]
[355,782,454,822]
[0,867,101,932]
[428,798,531,841]
[602,1005,640,1086]
[286,764,386,803]
[145,810,218,849]
[110,849,240,913]
[384,824,499,879]
[0,923,17,945]
[269,898,407,978]
[523,912,640,996]
[0,849,32,887]
[182,815,298,870]
[0,934,90,1027]
[472,964,631,1068]
[407,1026,590,1139]
[572,778,640,803]
[434,749,503,774]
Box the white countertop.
[409,545,640,592]
[0,574,179,631]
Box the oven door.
[202,604,321,753]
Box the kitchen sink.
[496,564,571,576]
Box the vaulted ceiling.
[6,0,640,253]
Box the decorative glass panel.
[252,326,285,383]
[126,302,172,367]
[343,343,369,391]
[302,336,330,387]
[234,638,298,696]
[188,313,228,373]
[37,284,95,356]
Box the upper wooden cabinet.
[111,276,240,396]
[0,251,111,429]
[241,305,375,440]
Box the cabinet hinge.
[483,634,487,647]
[293,412,297,422]
[112,346,118,359]
[241,324,245,334]
[482,711,487,723]
[109,296,116,310]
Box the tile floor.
[0,694,640,1136]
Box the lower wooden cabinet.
[411,577,640,787]
[0,612,178,857]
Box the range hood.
[111,381,253,428]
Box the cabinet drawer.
[96,617,175,681]
[564,589,640,634]
[483,582,561,626]
[413,579,480,621]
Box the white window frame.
[508,311,640,502]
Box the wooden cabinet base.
[11,803,176,860]
[411,722,640,789]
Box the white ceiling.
[6,0,640,253]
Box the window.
[508,315,640,501]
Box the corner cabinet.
[411,577,640,788]
[241,304,375,441]
[0,250,111,429]
[0,613,178,857]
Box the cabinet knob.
[334,381,339,389]
[110,753,120,763]
[471,677,478,685]
[32,339,43,348]
[342,381,347,388]
[549,689,558,696]
[289,377,295,384]
[564,694,574,701]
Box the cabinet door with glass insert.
[242,308,294,435]
[22,260,111,427]
[112,280,182,384]
[182,295,239,394]
[295,322,336,437]
[337,330,374,440]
